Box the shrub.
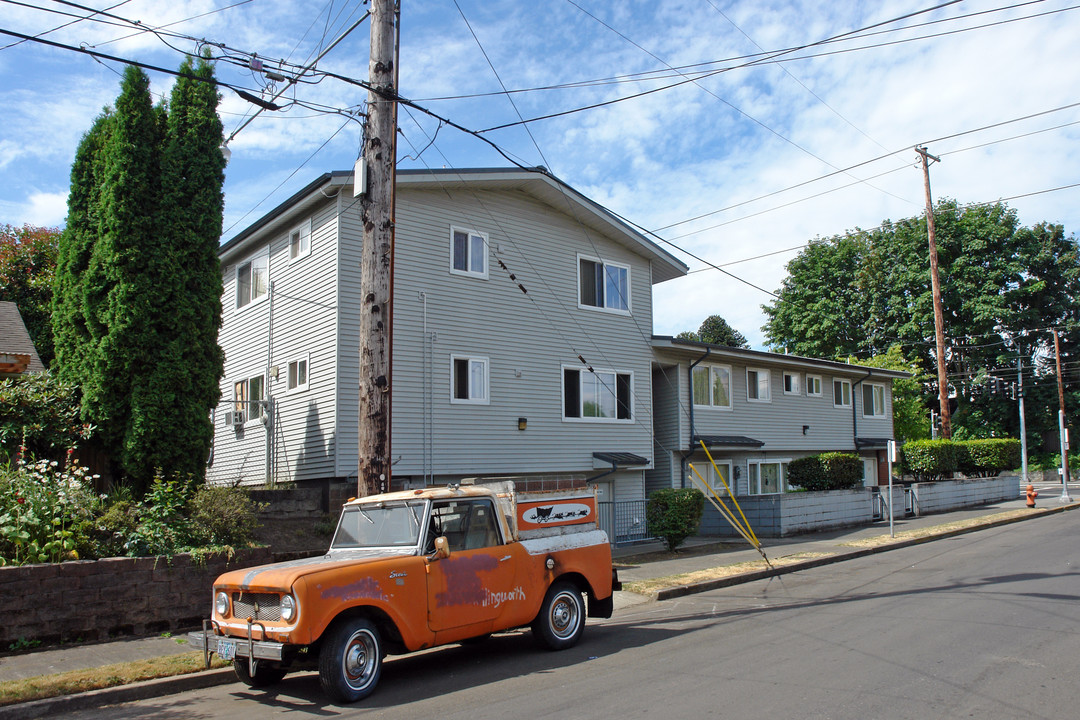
[646,488,704,552]
[901,439,960,481]
[958,439,1021,477]
[0,372,91,464]
[787,452,863,491]
[187,485,262,548]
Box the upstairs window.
[451,355,489,404]
[747,368,771,402]
[833,379,852,408]
[578,255,630,313]
[806,375,823,397]
[692,364,732,409]
[236,251,268,309]
[783,372,801,395]
[863,383,886,417]
[563,367,632,421]
[289,220,311,262]
[450,227,488,279]
[287,356,309,392]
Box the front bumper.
[188,620,286,666]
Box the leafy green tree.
[763,200,1080,445]
[846,346,930,442]
[0,225,59,367]
[678,314,750,348]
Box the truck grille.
[232,592,282,622]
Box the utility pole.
[358,0,399,497]
[1052,328,1071,500]
[1017,357,1028,485]
[916,146,951,439]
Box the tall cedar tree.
[129,54,225,480]
[762,200,1080,443]
[52,61,226,488]
[54,111,111,385]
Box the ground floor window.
[690,458,733,496]
[748,460,790,494]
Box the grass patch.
[0,652,228,707]
[839,508,1038,549]
[622,551,833,595]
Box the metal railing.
[598,500,653,546]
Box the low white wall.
[911,475,1020,515]
[780,488,873,535]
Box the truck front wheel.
[319,617,383,703]
[532,580,585,650]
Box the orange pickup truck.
[189,481,620,703]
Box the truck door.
[426,498,523,632]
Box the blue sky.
[2,1,1079,348]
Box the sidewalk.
[2,493,1077,718]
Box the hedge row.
[787,452,864,491]
[901,438,1021,481]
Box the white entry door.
[863,458,877,487]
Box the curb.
[653,502,1079,601]
[0,668,235,720]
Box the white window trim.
[450,354,490,405]
[863,382,886,418]
[833,378,852,408]
[577,253,632,315]
[693,459,733,496]
[692,363,733,411]
[561,364,634,423]
[286,354,310,394]
[232,373,266,426]
[746,367,771,403]
[288,219,312,263]
[806,374,823,397]
[748,458,791,495]
[783,371,802,396]
[234,247,270,311]
[449,226,489,280]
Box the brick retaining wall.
[0,548,277,647]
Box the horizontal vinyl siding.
[209,198,339,486]
[360,187,658,480]
[646,365,683,493]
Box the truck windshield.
[332,501,425,549]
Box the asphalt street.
[56,508,1080,720]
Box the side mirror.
[429,536,451,561]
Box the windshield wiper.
[357,506,374,524]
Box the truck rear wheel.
[319,617,383,703]
[532,580,585,650]
[233,658,287,688]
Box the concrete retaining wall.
[0,548,276,647]
[702,489,873,538]
[912,475,1020,515]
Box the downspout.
[851,368,873,451]
[265,280,275,487]
[679,348,712,489]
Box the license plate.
[217,638,236,661]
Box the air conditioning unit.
[224,411,244,427]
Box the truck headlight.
[215,591,230,617]
[281,594,296,622]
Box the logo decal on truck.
[523,503,591,525]
[484,586,526,608]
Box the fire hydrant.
[1026,484,1038,508]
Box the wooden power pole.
[916,145,951,439]
[358,0,399,496]
[1052,328,1071,492]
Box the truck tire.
[233,658,287,688]
[319,617,383,703]
[532,580,585,650]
